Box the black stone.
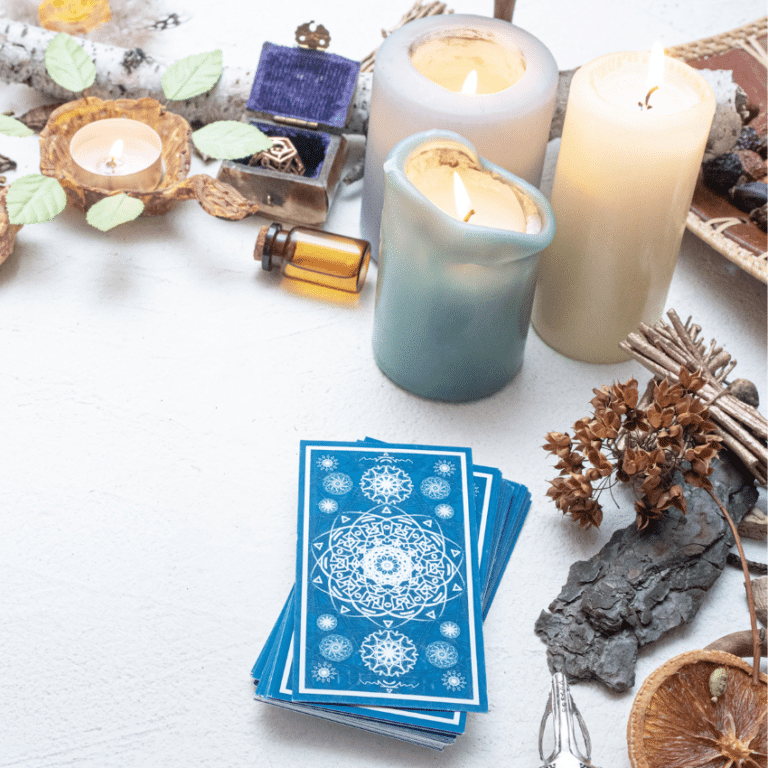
[702,153,744,194]
[534,451,758,692]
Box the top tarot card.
[293,441,487,711]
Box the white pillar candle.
[532,49,715,363]
[361,15,558,258]
[69,118,163,192]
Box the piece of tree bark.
[738,506,767,540]
[535,451,758,692]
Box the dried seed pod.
[708,667,728,702]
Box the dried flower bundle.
[544,368,722,531]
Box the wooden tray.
[669,18,768,284]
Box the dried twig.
[360,2,452,73]
[726,552,768,575]
[620,310,768,485]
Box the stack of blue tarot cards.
[252,439,531,749]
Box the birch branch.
[0,17,373,135]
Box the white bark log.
[0,18,373,133]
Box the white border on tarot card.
[282,638,463,727]
[475,472,492,561]
[298,444,481,708]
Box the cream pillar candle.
[361,14,557,258]
[532,48,716,363]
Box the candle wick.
[638,85,659,111]
[463,208,476,223]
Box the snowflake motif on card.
[316,614,338,631]
[360,630,418,677]
[318,498,339,514]
[433,459,456,477]
[440,621,461,639]
[434,504,454,520]
[421,476,450,500]
[311,661,338,684]
[425,641,459,669]
[318,634,354,662]
[316,455,338,472]
[442,670,466,691]
[360,465,413,505]
[310,508,465,626]
[323,473,353,495]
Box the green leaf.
[162,50,223,101]
[6,174,66,224]
[86,193,145,231]
[191,121,273,160]
[0,115,34,138]
[44,33,96,93]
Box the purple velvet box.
[217,41,361,225]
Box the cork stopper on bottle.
[254,225,270,261]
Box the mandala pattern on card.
[311,661,338,683]
[310,508,465,627]
[359,630,418,677]
[316,455,338,472]
[360,465,413,505]
[433,459,456,477]
[442,670,466,691]
[318,498,338,514]
[323,472,353,495]
[439,621,460,639]
[425,640,459,668]
[434,504,454,519]
[316,614,338,631]
[420,476,450,500]
[318,634,354,662]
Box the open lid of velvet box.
[246,42,361,134]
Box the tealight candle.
[361,14,558,258]
[532,47,715,363]
[69,118,163,191]
[373,130,555,402]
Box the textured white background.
[0,1,766,767]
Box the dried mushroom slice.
[628,650,767,768]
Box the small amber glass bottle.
[255,223,371,293]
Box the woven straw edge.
[668,18,768,283]
[687,211,768,283]
[667,16,767,59]
[626,649,766,768]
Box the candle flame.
[108,138,124,164]
[461,69,478,95]
[646,41,665,91]
[453,172,473,222]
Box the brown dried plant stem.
[705,486,762,684]
[621,309,768,486]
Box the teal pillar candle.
[373,130,555,402]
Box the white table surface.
[1,2,766,767]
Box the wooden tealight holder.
[39,97,261,220]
